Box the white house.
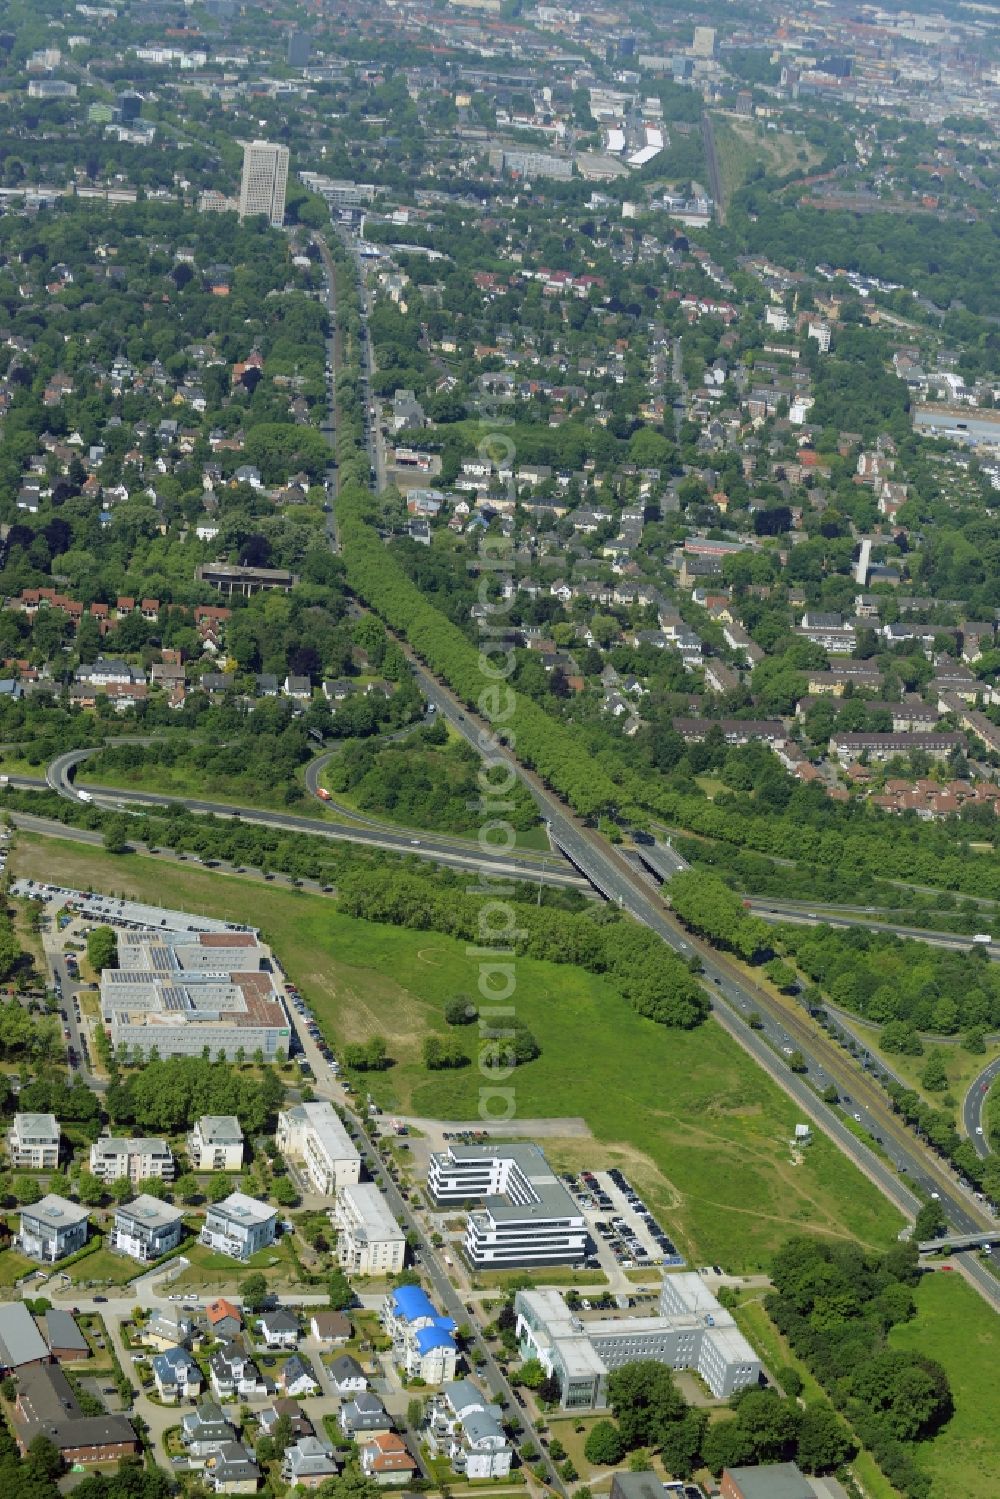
[426,1380,512,1479]
[187,1116,244,1172]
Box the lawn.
[76,754,325,820]
[11,836,905,1270]
[171,1236,299,1289]
[848,1017,998,1133]
[889,1271,1000,1499]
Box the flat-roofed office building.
[428,1143,587,1268]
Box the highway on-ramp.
[964,1058,1000,1159]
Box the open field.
[889,1271,1000,1499]
[77,755,325,819]
[12,835,905,1270]
[711,117,821,198]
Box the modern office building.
[277,1101,360,1196]
[381,1286,457,1384]
[111,1195,185,1262]
[8,1112,60,1169]
[334,1182,406,1276]
[427,1142,587,1268]
[90,1136,175,1183]
[100,928,290,1061]
[515,1274,760,1409]
[187,1115,245,1171]
[487,148,573,180]
[239,139,290,227]
[200,1192,277,1261]
[19,1195,89,1263]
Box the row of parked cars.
[607,1166,682,1264]
[287,983,339,1076]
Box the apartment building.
[515,1273,760,1410]
[90,1136,175,1184]
[7,1113,60,1169]
[334,1182,406,1276]
[426,1380,512,1479]
[200,1192,277,1261]
[111,1195,185,1262]
[20,1195,89,1263]
[187,1115,245,1171]
[239,139,290,227]
[380,1285,457,1384]
[427,1143,587,1268]
[277,1102,361,1195]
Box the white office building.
[8,1113,60,1170]
[90,1136,175,1183]
[427,1143,587,1268]
[239,139,290,227]
[277,1102,360,1196]
[334,1183,406,1276]
[200,1192,277,1261]
[187,1116,244,1172]
[515,1274,760,1409]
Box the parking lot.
[12,879,248,935]
[560,1165,685,1270]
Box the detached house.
[209,1344,266,1402]
[152,1346,203,1404]
[359,1432,418,1486]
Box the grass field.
[77,755,325,819]
[889,1271,999,1499]
[711,117,821,200]
[12,834,905,1270]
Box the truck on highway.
[77,790,93,803]
[972,933,993,945]
[316,787,331,802]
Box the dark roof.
[43,1310,88,1353]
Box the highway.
[748,898,1000,960]
[401,654,998,1244]
[964,1058,1000,1158]
[39,747,590,892]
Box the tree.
[25,1434,62,1481]
[174,1172,199,1203]
[327,1268,354,1310]
[240,1272,268,1313]
[797,1402,853,1473]
[76,1170,104,1206]
[583,1420,624,1466]
[272,1175,299,1207]
[444,995,477,1026]
[86,924,117,973]
[406,1397,425,1431]
[208,1173,233,1204]
[920,1049,949,1092]
[914,1198,947,1240]
[13,1175,41,1205]
[110,1175,134,1205]
[607,1361,686,1449]
[517,1357,545,1390]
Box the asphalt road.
[749,898,1000,960]
[42,747,588,890]
[402,655,997,1246]
[963,1057,1000,1159]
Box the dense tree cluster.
[106,1056,284,1133]
[779,924,1000,1034]
[767,1237,951,1497]
[669,870,772,962]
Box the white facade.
[277,1102,360,1195]
[428,1143,586,1268]
[90,1136,175,1183]
[239,140,289,226]
[200,1192,277,1261]
[111,1195,185,1262]
[187,1116,244,1171]
[334,1182,406,1276]
[426,1381,512,1479]
[8,1113,60,1169]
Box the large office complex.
[238,139,290,227]
[100,929,290,1062]
[515,1273,760,1408]
[334,1182,406,1276]
[277,1101,361,1196]
[427,1143,587,1268]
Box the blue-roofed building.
[152,1345,203,1404]
[381,1286,457,1383]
